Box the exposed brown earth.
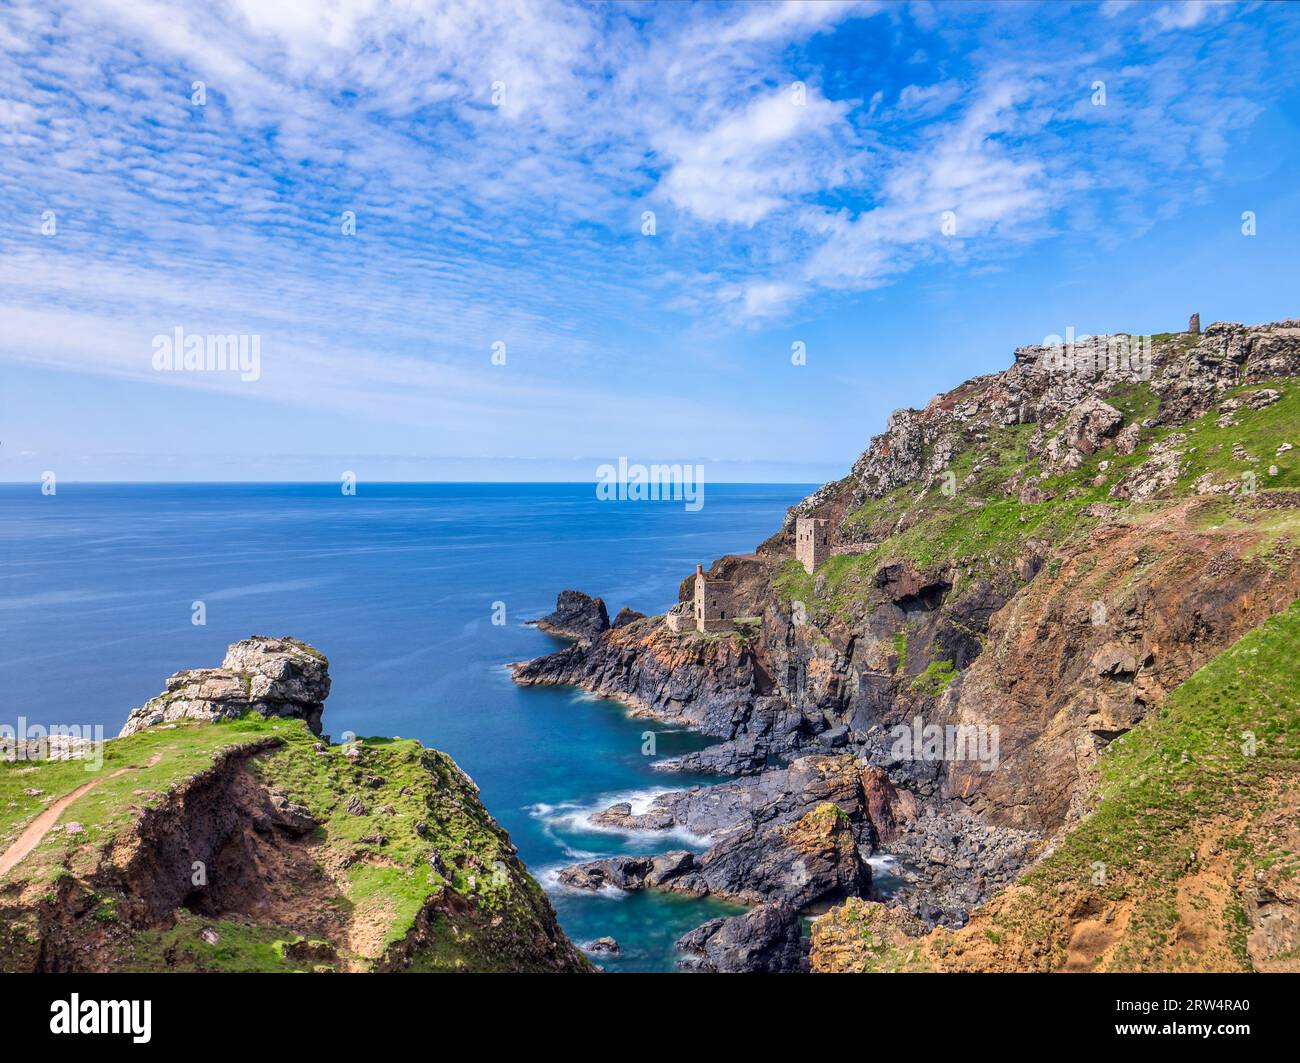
[514,319,1300,971]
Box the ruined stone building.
[663,564,738,634]
[694,564,735,633]
[795,516,829,574]
[664,600,694,634]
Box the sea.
[0,482,815,971]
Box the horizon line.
[0,479,825,487]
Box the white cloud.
[0,0,1291,362]
[659,87,855,226]
[698,0,879,46]
[1150,1,1231,32]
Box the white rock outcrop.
[118,636,330,737]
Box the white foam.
[528,787,714,850]
[535,863,628,900]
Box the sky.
[1,0,1298,483]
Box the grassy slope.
[1,716,585,972]
[988,595,1300,969]
[0,716,290,883]
[799,363,1299,971]
[775,376,1299,624]
[813,597,1300,972]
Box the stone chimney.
[695,563,703,576]
[1188,312,1201,335]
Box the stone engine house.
[666,564,736,634]
[795,516,829,574]
[694,564,735,633]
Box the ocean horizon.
[0,480,815,971]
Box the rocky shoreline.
[511,320,1300,972]
[511,591,1046,969]
[2,636,590,974]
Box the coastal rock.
[584,936,620,954]
[531,590,610,642]
[598,754,878,843]
[557,852,695,892]
[1109,433,1184,501]
[589,801,675,831]
[654,734,768,776]
[809,898,925,973]
[118,636,330,737]
[612,607,645,628]
[1,733,97,763]
[516,319,1300,967]
[512,618,805,751]
[562,802,869,909]
[859,764,918,844]
[676,902,808,973]
[877,806,1039,926]
[670,802,869,907]
[1040,398,1124,472]
[265,791,317,835]
[1114,422,1141,455]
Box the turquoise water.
[0,482,809,971]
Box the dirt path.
[0,754,162,880]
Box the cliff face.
[119,636,331,738]
[513,319,1300,968]
[0,638,587,973]
[811,600,1300,973]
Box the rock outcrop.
[676,902,808,973]
[512,616,804,751]
[560,802,868,909]
[4,640,588,974]
[654,733,769,776]
[811,600,1300,972]
[119,636,330,737]
[515,319,1300,969]
[531,590,610,642]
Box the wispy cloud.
[0,0,1296,466]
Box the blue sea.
[0,482,813,971]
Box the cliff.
[811,599,1300,972]
[0,637,588,973]
[513,318,1300,970]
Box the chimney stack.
[1188,312,1201,335]
[695,563,703,576]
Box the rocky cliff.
[0,637,588,973]
[513,318,1300,971]
[811,599,1300,972]
[119,635,331,737]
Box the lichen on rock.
[119,635,331,737]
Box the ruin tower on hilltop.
[693,563,735,633]
[795,517,829,575]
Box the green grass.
[2,715,588,972]
[1169,380,1299,492]
[125,913,324,973]
[892,630,909,675]
[1006,597,1300,968]
[778,374,1298,630]
[0,715,295,884]
[910,659,956,697]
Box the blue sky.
[1,0,1298,483]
